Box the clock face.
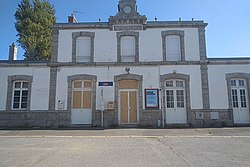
[123,5,132,14]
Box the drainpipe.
[158,67,165,127]
[100,88,104,127]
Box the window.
[117,32,139,63]
[231,80,236,87]
[12,81,29,109]
[161,30,185,61]
[232,89,238,108]
[72,32,95,63]
[7,75,33,111]
[13,82,28,109]
[165,35,181,61]
[76,36,91,62]
[176,81,184,87]
[176,90,185,108]
[166,90,174,108]
[166,81,173,87]
[121,36,136,62]
[240,89,247,108]
[239,80,245,86]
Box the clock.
[123,5,132,14]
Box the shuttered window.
[76,36,91,62]
[166,35,181,61]
[121,36,136,62]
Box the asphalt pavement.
[0,128,249,167]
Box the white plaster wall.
[140,29,162,61]
[56,65,202,110]
[94,31,117,62]
[0,67,50,111]
[58,30,73,62]
[30,68,50,110]
[208,64,250,109]
[57,27,200,63]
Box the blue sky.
[0,0,249,60]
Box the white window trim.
[12,81,29,110]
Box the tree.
[15,0,56,60]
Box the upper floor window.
[121,36,136,62]
[76,36,91,62]
[117,32,139,63]
[165,35,181,61]
[162,30,185,61]
[72,32,95,63]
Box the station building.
[0,0,250,128]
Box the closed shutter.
[166,35,181,61]
[76,36,91,62]
[121,36,135,62]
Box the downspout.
[158,66,164,127]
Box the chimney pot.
[9,43,17,60]
[68,14,77,23]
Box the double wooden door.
[118,80,139,124]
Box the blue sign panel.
[145,89,159,109]
[99,82,113,87]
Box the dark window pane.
[13,103,19,109]
[176,81,184,87]
[22,90,28,96]
[239,80,244,86]
[166,81,173,87]
[14,90,20,96]
[231,80,236,86]
[21,97,27,103]
[22,82,28,88]
[15,82,21,88]
[21,103,27,109]
[14,97,20,102]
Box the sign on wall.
[99,82,113,87]
[145,89,159,109]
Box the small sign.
[114,25,143,31]
[99,82,113,87]
[145,89,159,109]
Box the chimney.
[68,14,77,23]
[9,43,18,60]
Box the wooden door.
[118,79,139,124]
[71,80,92,124]
[119,90,138,124]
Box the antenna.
[70,10,86,23]
[72,10,85,17]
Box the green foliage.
[15,0,56,60]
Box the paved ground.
[0,127,250,167]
